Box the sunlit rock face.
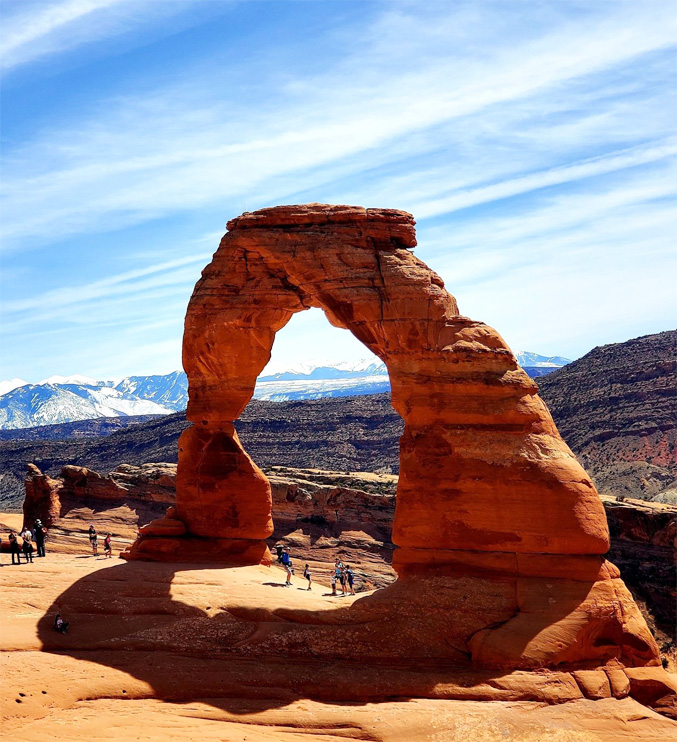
[121,204,670,703]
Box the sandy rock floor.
[1,552,676,741]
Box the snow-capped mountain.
[0,351,570,430]
[0,378,28,396]
[0,382,172,430]
[114,371,188,411]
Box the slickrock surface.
[538,330,677,503]
[2,552,677,742]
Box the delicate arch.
[126,204,609,568]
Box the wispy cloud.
[0,0,201,72]
[1,1,675,379]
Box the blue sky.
[1,0,675,382]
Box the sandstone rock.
[23,463,61,529]
[109,204,670,712]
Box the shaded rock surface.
[3,554,677,741]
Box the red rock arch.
[121,204,670,678]
[126,204,609,568]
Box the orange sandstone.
[110,203,672,713]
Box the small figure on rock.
[330,569,337,596]
[303,563,312,591]
[34,519,47,558]
[345,564,355,595]
[9,531,21,564]
[53,613,69,634]
[21,528,34,563]
[104,533,112,559]
[281,547,293,586]
[88,525,98,556]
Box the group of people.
[329,558,356,596]
[88,525,113,558]
[2,521,115,564]
[2,519,47,564]
[274,545,356,595]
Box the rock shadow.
[34,556,650,714]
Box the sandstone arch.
[127,204,609,567]
[122,204,665,675]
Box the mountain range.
[0,351,568,431]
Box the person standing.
[88,525,98,556]
[303,564,312,591]
[345,565,356,595]
[21,528,34,563]
[104,533,112,558]
[330,569,337,596]
[34,519,47,558]
[281,547,293,586]
[9,531,22,564]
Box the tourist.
[330,569,337,595]
[21,528,34,563]
[53,613,69,634]
[303,563,312,590]
[338,565,346,595]
[281,547,293,586]
[345,565,355,595]
[88,525,98,556]
[34,519,47,558]
[9,531,21,564]
[104,533,112,558]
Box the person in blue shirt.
[281,547,293,586]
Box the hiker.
[104,533,112,558]
[338,566,346,595]
[303,564,312,591]
[34,519,47,558]
[330,569,337,595]
[275,544,284,563]
[88,525,98,556]
[9,531,21,564]
[345,565,355,595]
[53,613,69,634]
[21,528,34,563]
[281,547,293,586]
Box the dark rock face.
[603,496,676,647]
[537,330,677,503]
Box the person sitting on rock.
[104,533,112,558]
[345,565,355,595]
[303,564,312,591]
[34,519,47,558]
[281,547,293,586]
[88,525,98,556]
[21,528,34,563]
[9,531,22,564]
[53,613,69,634]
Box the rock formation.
[538,329,677,503]
[97,203,673,713]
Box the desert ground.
[2,532,675,742]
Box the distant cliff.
[537,330,676,504]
